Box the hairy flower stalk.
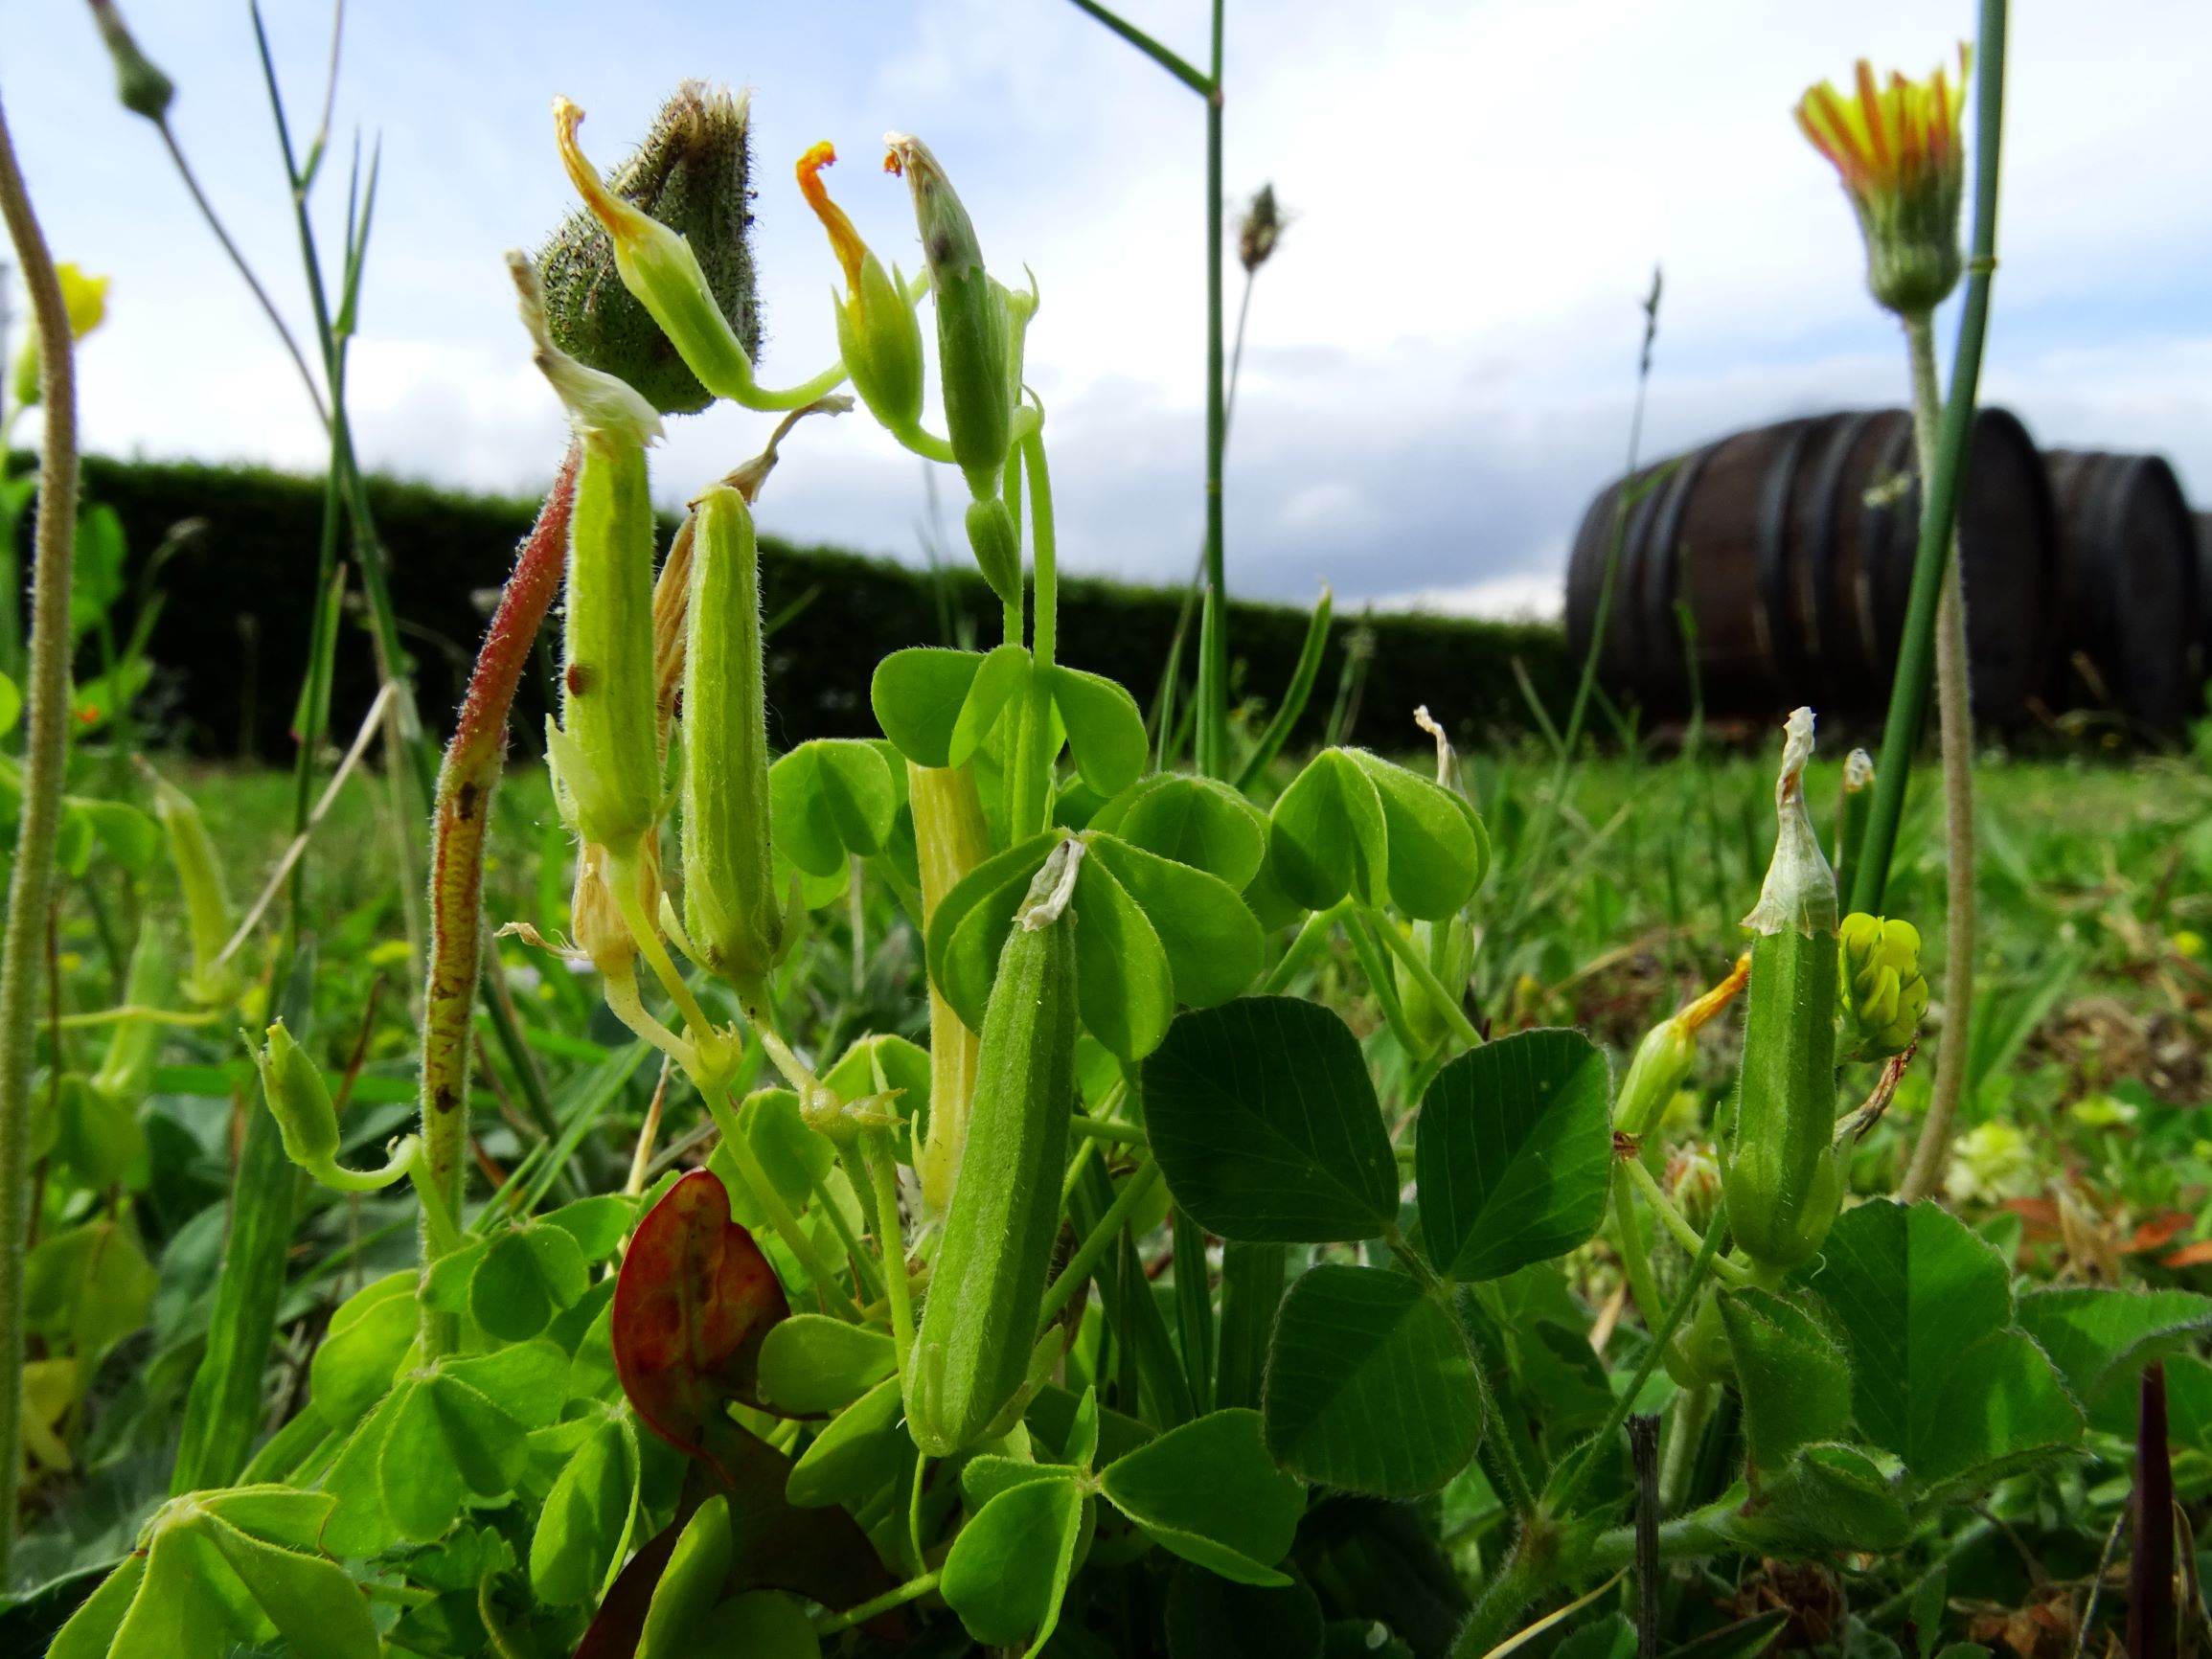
[0,86,79,1579]
[1797,51,1976,1201]
[417,443,578,1352]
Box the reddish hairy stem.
[418,443,579,1352]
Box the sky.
[9,0,2211,617]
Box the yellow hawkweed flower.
[1795,49,1970,317]
[12,265,111,410]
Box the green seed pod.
[1722,708,1844,1272]
[964,495,1021,608]
[552,427,662,858]
[91,918,176,1108]
[256,1019,341,1174]
[885,133,1011,498]
[538,84,759,416]
[1838,912,1927,1057]
[906,839,1083,1457]
[681,485,788,1001]
[147,768,240,1010]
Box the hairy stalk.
[0,87,80,1579]
[1899,314,1976,1203]
[418,446,578,1354]
[1849,0,2008,915]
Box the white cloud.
[14,0,2212,610]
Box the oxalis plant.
[40,60,2207,1659]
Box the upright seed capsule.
[905,839,1082,1457]
[146,767,239,1010]
[883,133,1011,500]
[681,485,787,1003]
[1722,708,1844,1272]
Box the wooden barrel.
[2037,452,2199,730]
[1565,407,2055,726]
[2196,511,2212,695]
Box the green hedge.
[43,454,1571,762]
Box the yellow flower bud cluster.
[1837,912,1927,1057]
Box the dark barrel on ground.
[1564,407,2055,727]
[2041,451,2199,730]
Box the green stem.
[1264,902,1344,993]
[860,1130,916,1385]
[707,1092,858,1320]
[1070,1114,1147,1147]
[1018,429,1059,839]
[1173,1207,1214,1414]
[1062,0,1211,93]
[1898,309,1978,1205]
[1392,1237,1539,1522]
[1038,1159,1160,1332]
[1550,1183,1732,1518]
[0,91,80,1578]
[1197,0,1228,779]
[1620,1156,1751,1287]
[815,1569,941,1635]
[1344,912,1430,1062]
[1367,907,1483,1050]
[1849,0,2008,915]
[1451,1535,1559,1659]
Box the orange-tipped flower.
[1796,48,1969,316]
[798,142,924,433]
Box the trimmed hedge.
[41,454,1572,761]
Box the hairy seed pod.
[905,839,1083,1456]
[1723,708,1844,1272]
[884,133,1011,499]
[681,485,787,1000]
[92,919,175,1108]
[964,495,1021,609]
[554,428,662,858]
[256,1019,341,1176]
[538,83,759,415]
[909,761,992,1217]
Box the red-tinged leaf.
[2001,1196,2062,1241]
[2128,1212,2195,1254]
[696,1417,903,1635]
[570,1511,683,1659]
[2162,1240,2212,1269]
[614,1170,788,1457]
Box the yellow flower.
[12,264,110,410]
[797,142,923,433]
[1795,49,1969,316]
[57,265,109,338]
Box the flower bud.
[964,495,1021,608]
[1796,51,1970,318]
[1397,915,1473,1054]
[256,1019,341,1174]
[1835,747,1875,906]
[538,85,760,415]
[11,264,110,411]
[88,0,175,122]
[884,133,1012,498]
[1723,708,1845,1272]
[681,485,788,1000]
[1613,955,1750,1137]
[798,143,924,436]
[1838,912,1927,1057]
